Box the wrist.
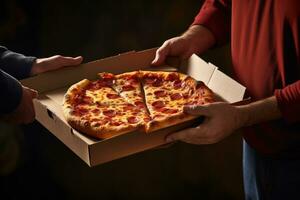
[30,59,43,76]
[236,96,282,127]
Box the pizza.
[63,70,214,139]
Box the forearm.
[238,96,282,127]
[182,25,216,54]
[0,46,36,80]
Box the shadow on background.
[0,0,244,199]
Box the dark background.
[0,0,243,199]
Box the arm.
[0,46,36,79]
[166,96,281,144]
[0,46,83,123]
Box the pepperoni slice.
[122,85,135,91]
[170,93,183,100]
[183,93,190,99]
[152,101,165,108]
[103,110,116,117]
[154,90,167,97]
[91,108,100,114]
[128,77,139,85]
[152,79,163,87]
[144,77,156,84]
[82,96,93,104]
[166,72,179,81]
[107,93,120,99]
[77,107,89,114]
[127,116,139,124]
[173,80,182,89]
[109,121,122,126]
[135,101,145,109]
[161,108,179,114]
[122,104,135,111]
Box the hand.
[165,102,245,145]
[2,86,38,124]
[30,55,83,75]
[151,25,216,66]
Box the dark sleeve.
[0,46,36,80]
[0,46,36,114]
[191,0,231,45]
[0,70,23,114]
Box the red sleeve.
[275,80,300,123]
[191,0,231,45]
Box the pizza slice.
[139,71,201,132]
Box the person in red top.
[152,1,300,199]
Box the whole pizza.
[62,70,214,139]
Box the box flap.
[180,54,217,85]
[207,63,246,103]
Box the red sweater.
[193,0,300,157]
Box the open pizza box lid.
[21,48,247,167]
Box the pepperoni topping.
[173,80,183,89]
[127,116,139,124]
[170,93,182,100]
[82,96,93,104]
[135,101,145,109]
[77,107,89,114]
[103,110,116,117]
[122,104,136,111]
[166,72,179,81]
[128,77,139,85]
[152,79,163,87]
[154,90,167,97]
[183,93,190,99]
[161,108,179,114]
[109,121,122,126]
[144,77,156,84]
[91,108,100,114]
[107,93,120,99]
[122,85,135,91]
[100,73,115,87]
[152,101,165,109]
[101,73,114,79]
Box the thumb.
[29,88,38,98]
[151,43,170,66]
[183,105,210,116]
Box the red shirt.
[193,0,300,157]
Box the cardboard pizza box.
[21,48,246,167]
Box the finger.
[183,105,210,116]
[56,56,83,66]
[165,128,198,143]
[151,42,170,66]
